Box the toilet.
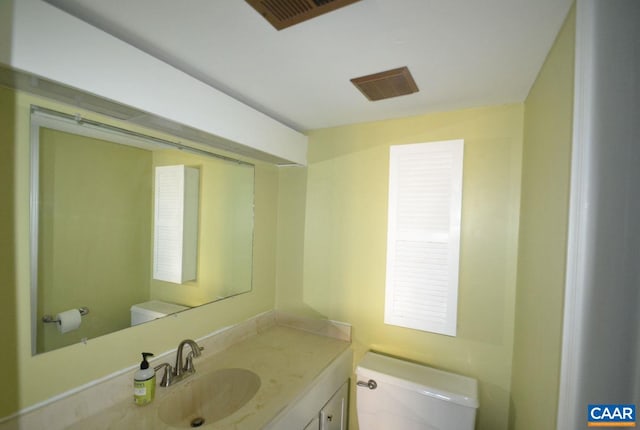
[356,352,479,430]
[130,300,189,326]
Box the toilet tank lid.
[356,352,479,409]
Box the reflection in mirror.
[30,107,254,355]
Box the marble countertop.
[67,325,351,429]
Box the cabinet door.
[320,381,349,430]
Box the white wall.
[558,0,640,428]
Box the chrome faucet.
[175,339,203,377]
[154,339,203,387]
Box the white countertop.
[67,325,351,429]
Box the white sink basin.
[158,368,261,428]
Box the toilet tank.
[356,352,478,430]
[130,300,189,326]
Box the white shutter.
[153,165,199,284]
[384,139,464,336]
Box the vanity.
[2,312,352,430]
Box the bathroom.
[1,1,639,429]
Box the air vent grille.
[351,67,420,101]
[246,0,361,30]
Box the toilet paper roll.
[56,309,82,333]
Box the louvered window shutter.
[384,140,464,336]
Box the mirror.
[31,107,255,354]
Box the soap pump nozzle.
[139,352,154,369]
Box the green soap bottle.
[133,352,155,406]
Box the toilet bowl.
[130,300,189,326]
[356,352,478,430]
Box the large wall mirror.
[30,106,255,355]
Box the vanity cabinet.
[304,381,349,430]
[265,347,352,430]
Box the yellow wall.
[0,86,278,417]
[275,166,311,315]
[509,6,575,430]
[37,128,152,352]
[277,104,524,430]
[0,84,19,418]
[150,150,254,306]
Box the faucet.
[175,339,203,377]
[154,339,203,387]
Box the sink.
[158,368,261,428]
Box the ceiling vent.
[351,66,419,101]
[246,0,361,30]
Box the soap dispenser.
[133,352,155,406]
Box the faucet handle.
[193,344,204,357]
[154,363,172,387]
[185,352,196,373]
[184,345,204,372]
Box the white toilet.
[356,352,479,430]
[130,300,189,326]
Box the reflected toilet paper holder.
[42,307,90,324]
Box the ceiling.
[44,0,573,133]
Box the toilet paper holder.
[42,307,90,324]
